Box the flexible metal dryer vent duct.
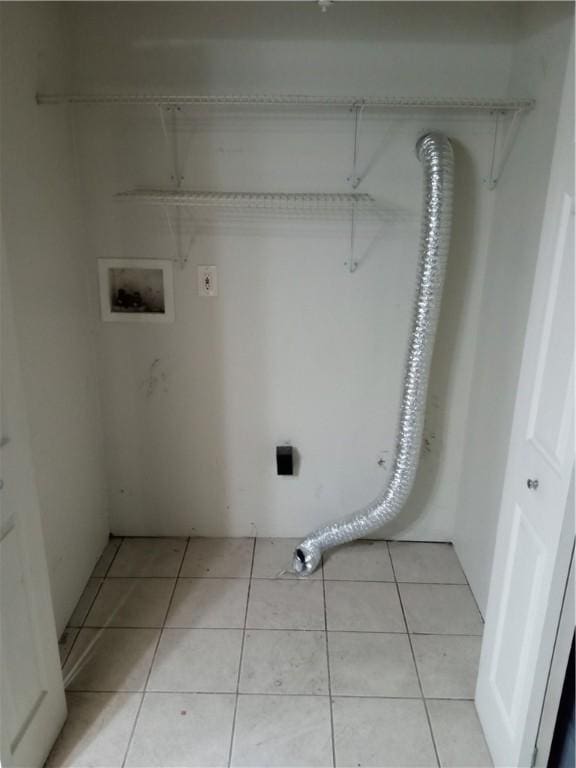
[292,132,454,575]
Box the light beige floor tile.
[323,541,394,581]
[147,628,243,692]
[85,578,174,628]
[246,580,324,630]
[332,697,436,767]
[413,634,482,699]
[400,584,483,635]
[240,629,328,695]
[390,542,467,584]
[231,694,333,767]
[58,628,79,666]
[125,692,235,767]
[181,537,254,577]
[91,538,122,578]
[64,628,159,692]
[108,538,186,577]
[325,582,405,632]
[329,632,420,697]
[46,692,140,768]
[252,538,322,579]
[165,578,248,628]
[427,700,493,767]
[68,579,103,627]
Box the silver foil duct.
[292,132,454,575]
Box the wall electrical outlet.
[198,266,218,297]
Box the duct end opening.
[291,544,322,575]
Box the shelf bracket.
[346,206,401,273]
[156,103,195,267]
[156,104,186,188]
[485,107,526,190]
[356,219,390,272]
[347,205,358,272]
[347,100,366,190]
[162,204,195,269]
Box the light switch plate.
[198,266,218,297]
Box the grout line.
[99,575,473,587]
[59,536,119,649]
[76,624,242,632]
[103,575,193,580]
[58,628,80,668]
[77,580,106,627]
[390,538,485,624]
[374,580,469,586]
[120,536,191,768]
[61,556,116,665]
[387,542,442,768]
[457,569,486,626]
[59,624,85,660]
[62,536,121,643]
[102,538,124,578]
[65,688,475,701]
[109,535,190,540]
[103,575,252,581]
[227,537,257,768]
[61,624,482,637]
[322,555,337,768]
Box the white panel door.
[475,42,574,768]
[0,252,67,765]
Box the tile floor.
[50,537,493,768]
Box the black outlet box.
[276,446,294,476]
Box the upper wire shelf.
[36,92,535,113]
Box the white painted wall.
[453,4,573,616]
[0,3,109,635]
[68,2,524,541]
[1,2,570,623]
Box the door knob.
[527,478,539,491]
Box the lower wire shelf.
[114,188,378,214]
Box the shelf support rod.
[348,100,366,189]
[486,107,525,190]
[348,205,357,272]
[354,217,391,272]
[161,204,195,269]
[157,103,193,267]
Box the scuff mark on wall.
[377,449,391,470]
[140,357,169,399]
[422,429,438,456]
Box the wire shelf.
[37,92,535,113]
[115,189,379,212]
